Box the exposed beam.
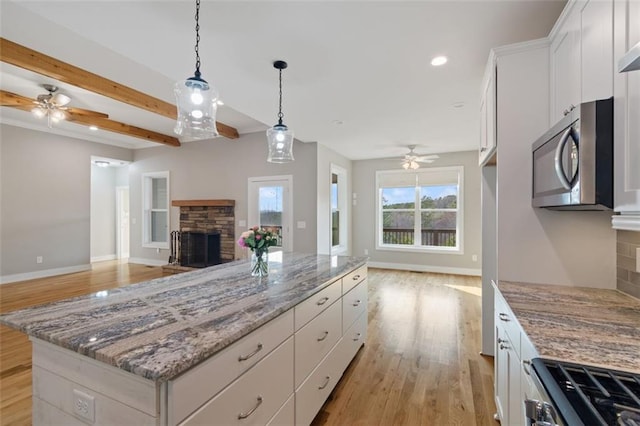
[0,38,239,140]
[2,90,180,147]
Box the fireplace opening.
[180,231,221,268]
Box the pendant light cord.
[194,0,201,79]
[278,68,284,125]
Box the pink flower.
[255,234,262,240]
[237,237,247,248]
[240,231,253,239]
[252,226,259,231]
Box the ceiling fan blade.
[0,90,35,107]
[67,107,109,119]
[52,92,71,106]
[416,155,439,161]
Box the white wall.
[496,45,616,288]
[0,124,132,282]
[90,165,117,261]
[316,144,352,255]
[128,132,318,265]
[352,150,482,275]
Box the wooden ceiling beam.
[2,90,180,147]
[0,38,239,140]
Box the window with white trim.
[331,164,348,255]
[376,166,463,253]
[142,171,170,249]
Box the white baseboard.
[368,261,481,277]
[90,254,117,263]
[128,257,167,267]
[0,264,91,285]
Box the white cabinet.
[493,283,539,426]
[550,0,614,124]
[479,53,497,166]
[613,0,640,220]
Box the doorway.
[248,176,293,252]
[116,186,130,259]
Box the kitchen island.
[1,252,368,425]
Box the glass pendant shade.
[174,77,219,140]
[266,123,294,163]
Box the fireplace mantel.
[171,199,235,207]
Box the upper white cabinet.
[613,0,640,222]
[549,0,614,124]
[479,53,497,166]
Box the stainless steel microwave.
[532,98,613,210]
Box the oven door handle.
[554,127,575,191]
[524,399,560,426]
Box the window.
[142,171,169,249]
[331,164,348,254]
[376,166,463,253]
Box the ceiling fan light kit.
[174,0,219,141]
[400,145,439,170]
[266,60,294,163]
[31,84,70,128]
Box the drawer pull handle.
[318,376,331,390]
[499,313,510,321]
[499,343,508,350]
[353,332,362,341]
[352,274,361,281]
[238,395,263,419]
[352,299,361,307]
[238,343,263,361]
[317,331,329,342]
[522,359,531,375]
[497,337,506,344]
[316,297,330,306]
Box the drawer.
[342,266,367,294]
[294,278,341,331]
[342,279,368,333]
[266,393,294,426]
[494,289,521,356]
[520,331,538,383]
[295,344,345,426]
[336,311,367,374]
[179,337,294,426]
[169,309,294,424]
[295,299,342,389]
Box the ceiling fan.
[398,145,439,170]
[0,86,180,146]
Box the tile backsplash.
[617,230,640,299]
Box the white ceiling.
[0,0,566,160]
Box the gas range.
[529,358,640,426]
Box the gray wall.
[316,144,352,255]
[352,150,482,274]
[90,165,117,261]
[0,124,132,279]
[129,132,318,264]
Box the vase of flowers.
[237,226,277,277]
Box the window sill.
[375,244,463,255]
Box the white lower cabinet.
[493,283,539,426]
[266,394,294,426]
[179,337,294,426]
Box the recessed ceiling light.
[431,56,448,66]
[89,125,98,131]
[332,120,344,126]
[452,102,465,109]
[94,160,110,167]
[216,100,224,106]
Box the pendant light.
[266,60,294,163]
[174,0,219,141]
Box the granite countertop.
[497,281,640,373]
[0,253,367,382]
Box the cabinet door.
[550,8,581,123]
[479,68,497,166]
[580,0,614,102]
[507,347,524,426]
[494,325,508,422]
[613,0,640,215]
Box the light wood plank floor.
[0,263,497,426]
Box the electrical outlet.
[472,254,478,262]
[364,249,369,255]
[36,256,43,264]
[239,219,247,227]
[72,389,95,422]
[297,221,306,229]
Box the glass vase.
[250,249,269,277]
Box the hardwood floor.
[0,264,497,426]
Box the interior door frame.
[115,185,130,259]
[247,175,293,252]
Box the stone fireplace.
[169,200,235,269]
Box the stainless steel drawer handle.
[238,343,263,361]
[238,395,263,419]
[353,332,362,341]
[352,299,361,307]
[352,274,361,281]
[522,359,531,375]
[316,297,330,306]
[498,313,510,321]
[317,331,329,342]
[318,376,331,390]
